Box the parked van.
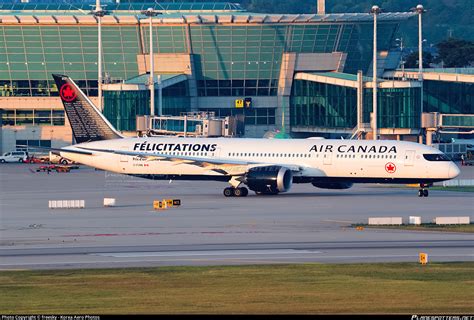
[0,151,28,163]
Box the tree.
[404,52,434,69]
[435,38,474,68]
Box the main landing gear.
[223,187,249,197]
[418,184,429,198]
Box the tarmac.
[0,163,473,270]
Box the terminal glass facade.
[0,21,398,98]
[1,109,65,126]
[290,80,357,128]
[185,23,396,97]
[200,107,276,126]
[364,87,421,129]
[103,90,150,131]
[424,80,474,115]
[0,25,141,97]
[441,115,474,128]
[103,81,190,131]
[291,79,421,129]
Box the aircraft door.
[323,152,333,165]
[404,150,415,166]
[120,154,129,163]
[212,147,221,159]
[119,147,129,170]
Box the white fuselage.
[60,137,460,184]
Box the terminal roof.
[0,2,244,14]
[0,2,416,24]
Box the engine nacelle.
[246,166,293,194]
[312,182,353,190]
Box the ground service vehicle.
[0,151,28,163]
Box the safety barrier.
[409,216,422,225]
[49,200,85,209]
[442,179,474,187]
[434,217,470,225]
[368,217,403,226]
[104,198,116,207]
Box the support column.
[371,6,381,141]
[277,53,297,133]
[426,130,433,146]
[357,70,364,133]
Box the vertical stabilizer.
[52,74,123,143]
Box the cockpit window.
[423,154,451,161]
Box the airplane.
[49,74,460,198]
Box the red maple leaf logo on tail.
[60,84,77,102]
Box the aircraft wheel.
[234,187,248,197]
[423,189,429,197]
[223,187,235,197]
[234,188,243,197]
[418,190,424,198]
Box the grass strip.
[1,263,473,314]
[353,224,474,233]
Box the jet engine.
[246,166,293,194]
[312,182,353,190]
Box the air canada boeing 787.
[50,74,460,198]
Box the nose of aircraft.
[448,162,461,179]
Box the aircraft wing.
[76,147,302,175]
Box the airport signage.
[235,98,252,109]
[235,99,244,108]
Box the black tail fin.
[52,74,123,144]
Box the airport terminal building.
[0,1,473,153]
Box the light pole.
[395,38,406,80]
[92,0,107,111]
[141,8,162,117]
[371,5,381,141]
[413,4,426,142]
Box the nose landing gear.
[418,184,429,197]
